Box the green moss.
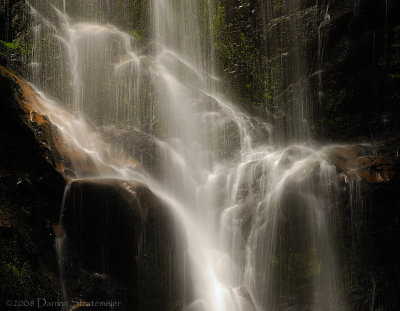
[212,0,279,116]
[0,40,18,49]
[273,0,282,14]
[0,36,31,57]
[130,30,142,41]
[0,184,59,302]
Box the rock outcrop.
[341,156,398,184]
[0,66,65,304]
[0,67,186,310]
[325,146,399,184]
[62,178,185,310]
[0,66,66,217]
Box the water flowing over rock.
[16,1,346,309]
[1,0,399,310]
[0,65,66,216]
[0,64,185,310]
[60,178,185,310]
[0,64,66,302]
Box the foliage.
[0,37,30,55]
[130,29,142,41]
[212,0,270,116]
[0,40,18,49]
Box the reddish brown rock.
[0,66,95,179]
[0,67,184,309]
[0,215,12,227]
[326,146,399,183]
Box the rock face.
[0,66,66,219]
[0,67,186,310]
[326,145,400,310]
[62,179,186,311]
[214,0,400,146]
[317,0,400,144]
[326,146,399,184]
[0,66,65,303]
[0,66,109,179]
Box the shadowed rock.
[0,65,66,219]
[62,178,186,311]
[0,67,186,309]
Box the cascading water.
[25,0,348,310]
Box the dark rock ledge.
[325,146,399,184]
[0,67,185,310]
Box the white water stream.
[26,1,347,310]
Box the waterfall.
[26,0,348,310]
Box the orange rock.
[0,66,101,179]
[325,146,399,183]
[353,156,397,183]
[0,66,67,176]
[0,215,12,228]
[0,66,143,180]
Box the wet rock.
[317,0,400,143]
[352,156,398,183]
[0,66,64,301]
[0,66,107,180]
[279,146,313,168]
[100,124,160,175]
[0,66,66,209]
[0,215,12,227]
[61,178,186,311]
[325,146,399,183]
[0,66,186,310]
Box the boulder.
[0,66,65,302]
[0,215,12,227]
[0,65,66,213]
[0,65,110,180]
[61,178,186,311]
[325,146,399,183]
[0,67,186,309]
